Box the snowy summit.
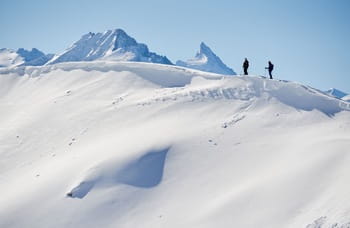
[47,29,172,65]
[176,42,236,75]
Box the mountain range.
[0,29,234,75]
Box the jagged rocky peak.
[176,42,236,75]
[47,28,172,65]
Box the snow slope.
[47,29,172,65]
[0,48,24,68]
[0,62,350,228]
[176,42,236,75]
[342,94,350,102]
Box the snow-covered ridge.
[0,62,349,228]
[47,29,172,65]
[1,29,238,76]
[0,48,53,68]
[1,61,348,114]
[176,42,236,75]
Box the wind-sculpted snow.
[1,62,347,114]
[0,61,222,87]
[0,62,349,228]
[67,147,169,198]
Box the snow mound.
[342,94,350,101]
[0,62,349,228]
[67,147,169,199]
[47,29,172,65]
[0,48,24,67]
[176,42,236,75]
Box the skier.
[265,61,274,79]
[243,58,249,75]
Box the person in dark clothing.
[265,61,274,79]
[243,58,249,75]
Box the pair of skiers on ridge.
[243,58,274,79]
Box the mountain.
[17,48,54,66]
[0,48,53,68]
[176,42,236,75]
[0,62,349,228]
[47,29,172,65]
[325,88,348,99]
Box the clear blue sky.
[1,0,349,93]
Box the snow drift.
[0,62,349,228]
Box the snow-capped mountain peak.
[47,29,172,65]
[176,42,236,75]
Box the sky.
[0,0,349,93]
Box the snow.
[0,61,349,228]
[325,88,348,99]
[342,94,350,101]
[176,42,236,75]
[0,48,52,68]
[47,29,172,65]
[0,48,24,68]
[16,48,53,66]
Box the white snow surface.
[0,62,350,228]
[0,48,24,68]
[176,42,236,75]
[342,94,350,102]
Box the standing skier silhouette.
[265,61,274,79]
[243,58,249,75]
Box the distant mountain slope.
[176,42,235,75]
[17,48,54,66]
[0,48,53,68]
[47,29,172,65]
[325,88,348,99]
